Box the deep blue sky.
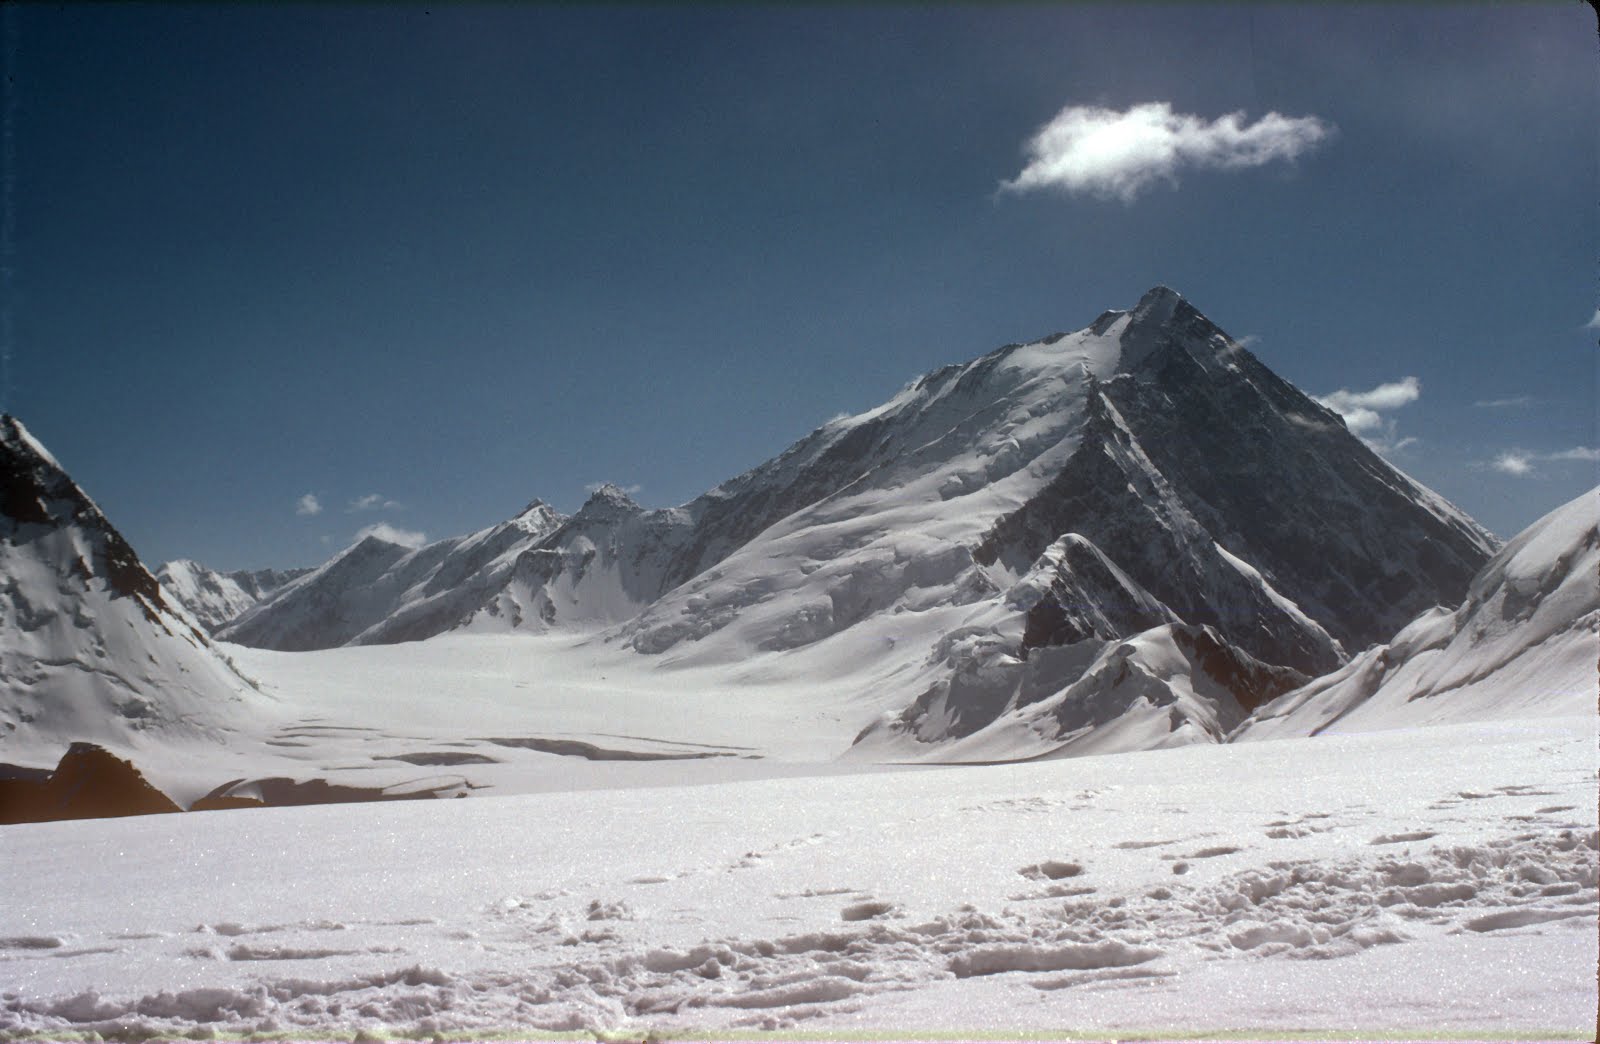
[7,4,1596,570]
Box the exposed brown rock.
[0,743,182,825]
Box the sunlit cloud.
[1491,452,1533,476]
[295,493,322,517]
[1314,377,1421,453]
[348,493,401,512]
[1484,447,1599,477]
[999,102,1333,202]
[355,522,427,548]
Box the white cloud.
[1583,309,1600,331]
[1313,377,1422,452]
[584,482,641,495]
[354,522,427,549]
[999,102,1333,202]
[348,493,400,512]
[1473,395,1534,409]
[1491,452,1533,476]
[1316,377,1421,415]
[295,493,322,517]
[1484,446,1599,477]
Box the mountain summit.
[0,416,261,751]
[216,289,1497,755]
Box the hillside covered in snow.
[0,417,264,758]
[206,288,1502,760]
[0,286,1594,1040]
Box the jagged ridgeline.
[175,288,1496,757]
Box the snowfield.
[2,297,1595,1040]
[3,714,1594,1039]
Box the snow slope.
[223,290,1494,710]
[1235,486,1599,740]
[155,559,310,633]
[218,501,564,650]
[0,416,265,756]
[2,715,1592,1039]
[220,288,1497,761]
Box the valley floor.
[2,711,1595,1040]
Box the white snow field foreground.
[3,709,1595,1040]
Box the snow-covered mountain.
[0,416,263,753]
[852,288,1500,758]
[155,559,311,632]
[1233,487,1598,740]
[213,288,1499,759]
[217,500,565,650]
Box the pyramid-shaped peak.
[1128,285,1186,325]
[3,414,96,529]
[2,414,65,473]
[578,483,642,519]
[510,498,565,535]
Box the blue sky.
[7,4,1596,570]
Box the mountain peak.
[579,483,641,518]
[1133,284,1184,315]
[1,414,64,474]
[513,497,558,522]
[1116,285,1223,373]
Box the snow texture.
[1,718,1593,1038]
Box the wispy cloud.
[348,493,400,512]
[1472,395,1534,409]
[1486,446,1600,477]
[999,102,1333,203]
[585,482,641,495]
[1313,377,1421,451]
[354,522,427,549]
[1584,309,1600,331]
[295,493,322,517]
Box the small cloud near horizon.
[1487,446,1600,477]
[295,493,322,517]
[354,522,427,548]
[999,102,1333,203]
[1473,395,1535,409]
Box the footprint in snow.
[1019,860,1083,881]
[839,900,896,922]
[1370,831,1437,845]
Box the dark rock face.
[0,743,182,824]
[1166,624,1307,716]
[1018,535,1178,656]
[977,299,1496,674]
[1,416,174,627]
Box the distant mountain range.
[4,287,1592,794]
